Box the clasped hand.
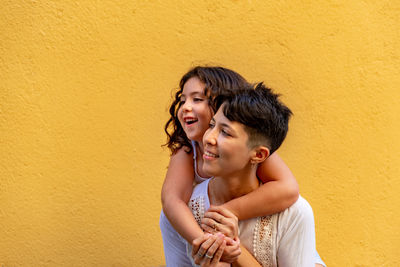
[191,206,241,266]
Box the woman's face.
[202,105,254,178]
[178,77,213,142]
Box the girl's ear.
[250,146,270,164]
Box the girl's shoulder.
[171,145,194,157]
[169,146,194,168]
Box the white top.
[188,179,317,267]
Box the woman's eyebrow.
[219,122,233,130]
[214,119,234,131]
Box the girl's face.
[178,77,213,142]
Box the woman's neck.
[208,165,260,206]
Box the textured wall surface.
[1,1,399,266]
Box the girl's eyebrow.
[181,91,204,97]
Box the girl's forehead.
[183,77,204,89]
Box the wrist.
[220,202,240,218]
[189,229,206,244]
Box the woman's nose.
[204,128,217,146]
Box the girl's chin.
[186,134,204,143]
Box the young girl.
[160,66,324,266]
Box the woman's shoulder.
[277,196,314,227]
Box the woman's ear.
[250,146,270,164]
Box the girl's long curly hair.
[164,66,249,154]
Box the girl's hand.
[201,206,241,263]
[201,205,239,239]
[220,236,241,263]
[192,233,227,266]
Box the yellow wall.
[1,1,399,266]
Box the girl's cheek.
[177,110,184,125]
[177,107,183,118]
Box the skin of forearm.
[162,196,204,243]
[222,180,299,220]
[222,152,299,220]
[232,244,261,267]
[161,148,204,243]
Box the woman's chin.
[202,165,217,177]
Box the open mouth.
[184,117,198,125]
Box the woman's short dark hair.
[164,66,249,154]
[218,83,293,154]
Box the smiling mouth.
[184,118,198,125]
[204,151,219,158]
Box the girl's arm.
[232,244,262,267]
[222,152,299,220]
[161,147,204,243]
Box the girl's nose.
[182,102,192,112]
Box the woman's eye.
[194,98,203,102]
[221,129,231,136]
[208,123,215,128]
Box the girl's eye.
[194,98,203,102]
[208,123,215,128]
